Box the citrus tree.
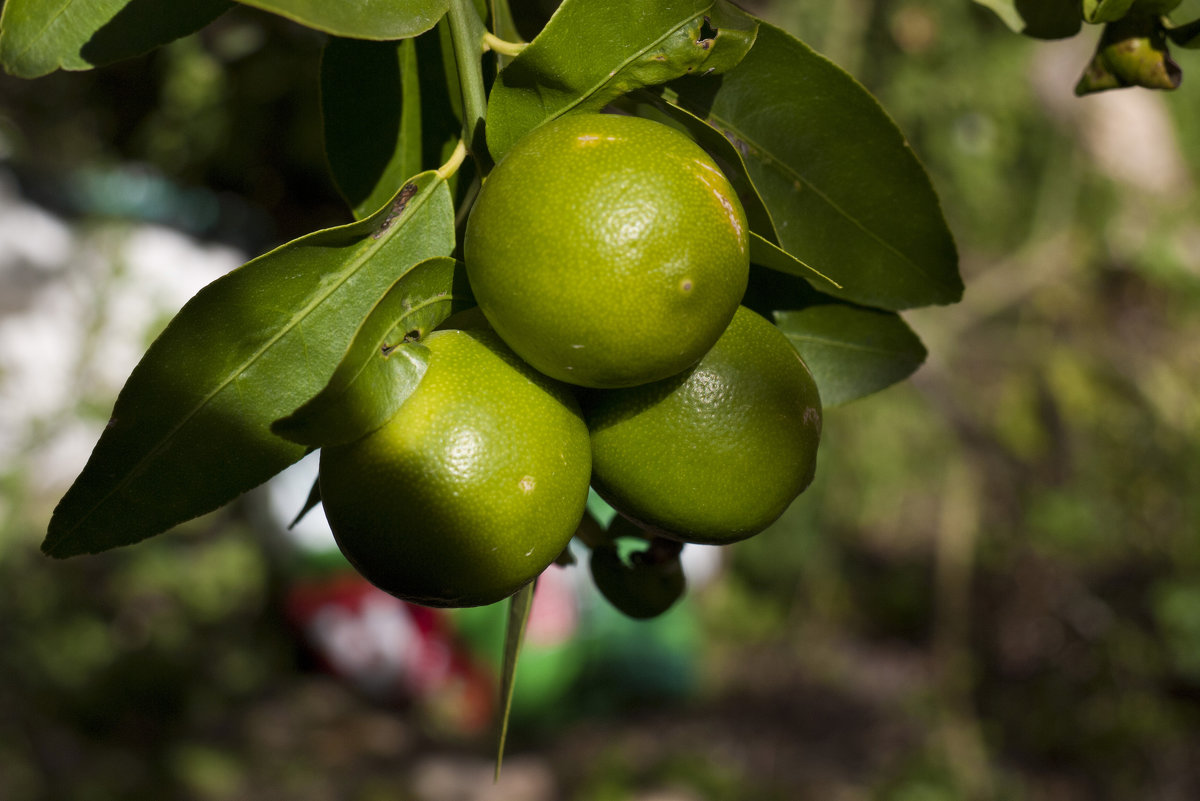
[0,0,968,762]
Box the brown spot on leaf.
[372,183,419,240]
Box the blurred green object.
[450,543,701,734]
[1077,13,1183,93]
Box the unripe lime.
[465,113,750,388]
[584,306,822,544]
[318,328,592,607]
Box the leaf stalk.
[436,139,469,180]
[482,31,527,56]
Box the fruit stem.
[436,139,469,181]
[447,0,493,172]
[482,31,527,56]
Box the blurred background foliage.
[2,0,1200,799]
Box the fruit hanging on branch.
[585,305,822,545]
[464,112,750,389]
[318,327,592,608]
[1,0,965,771]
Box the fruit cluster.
[318,114,823,617]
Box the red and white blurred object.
[261,449,722,735]
[266,452,495,735]
[283,569,495,735]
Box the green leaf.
[486,0,758,161]
[43,174,456,558]
[488,0,523,69]
[774,305,927,407]
[749,233,842,293]
[669,23,962,311]
[232,0,448,40]
[288,476,323,529]
[1084,0,1137,24]
[272,257,474,448]
[322,38,423,219]
[971,0,1083,38]
[1015,0,1085,38]
[1167,17,1200,47]
[495,580,535,780]
[589,538,686,620]
[322,27,464,219]
[0,0,232,78]
[972,0,1026,32]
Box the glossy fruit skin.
[318,328,591,607]
[464,113,750,389]
[584,306,822,544]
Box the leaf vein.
[786,333,913,357]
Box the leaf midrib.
[785,331,915,357]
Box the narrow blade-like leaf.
[774,305,927,407]
[273,257,474,448]
[669,23,962,311]
[232,0,448,40]
[495,580,535,780]
[0,0,232,78]
[486,0,757,160]
[288,475,322,529]
[750,232,841,292]
[44,174,455,558]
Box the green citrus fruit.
[318,328,592,607]
[464,113,750,389]
[584,306,822,544]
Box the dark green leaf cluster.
[1,0,967,772]
[0,0,960,560]
[972,0,1199,93]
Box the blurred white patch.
[0,175,242,521]
[0,174,74,273]
[1030,37,1191,197]
[680,542,723,590]
[265,450,337,554]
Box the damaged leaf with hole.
[485,0,759,161]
